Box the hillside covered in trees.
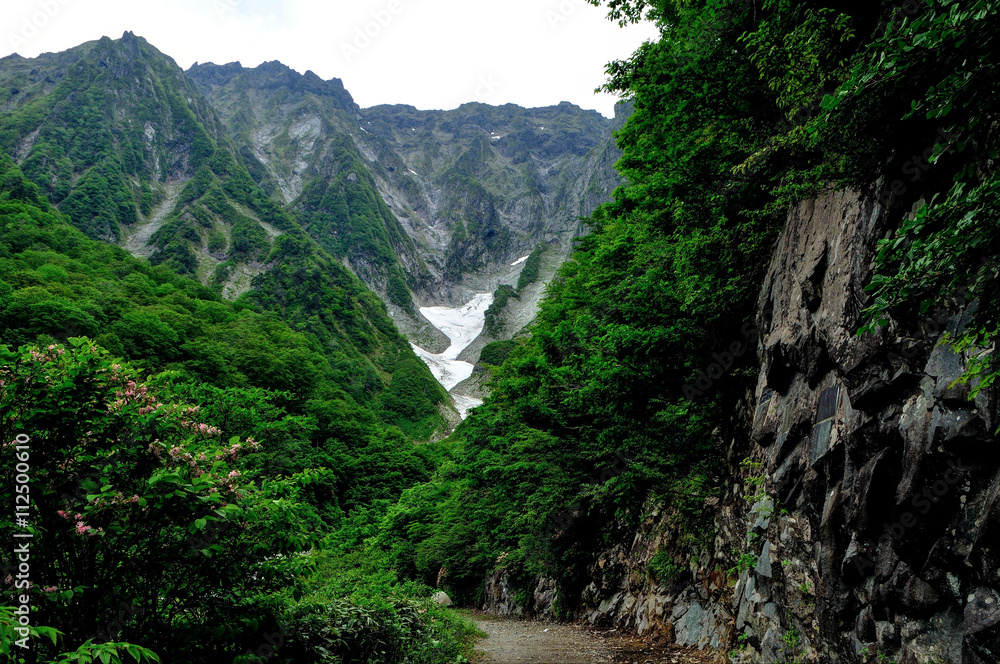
[3,0,1000,662]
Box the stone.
[965,587,1000,663]
[755,541,773,579]
[876,620,898,649]
[900,607,964,663]
[432,591,453,606]
[751,497,774,531]
[598,592,622,614]
[816,385,839,421]
[855,605,875,641]
[673,601,706,646]
[841,536,872,583]
[533,577,556,617]
[751,574,772,604]
[939,409,986,446]
[760,626,781,664]
[902,575,941,611]
[762,602,780,621]
[773,450,803,505]
[622,595,636,615]
[926,343,968,402]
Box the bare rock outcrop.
[483,188,1000,664]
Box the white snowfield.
[411,293,494,418]
[510,255,530,266]
[451,394,484,420]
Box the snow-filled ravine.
[411,293,493,419]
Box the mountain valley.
[3,3,1000,663]
[0,33,623,424]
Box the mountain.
[0,32,624,424]
[369,2,1000,663]
[5,3,1000,663]
[186,60,623,345]
[0,32,449,435]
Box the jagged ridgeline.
[186,60,427,314]
[186,60,622,312]
[0,32,447,435]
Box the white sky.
[0,0,659,117]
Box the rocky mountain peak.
[90,31,179,78]
[187,60,357,112]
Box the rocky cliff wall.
[483,188,1000,664]
[739,188,1000,663]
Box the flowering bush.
[0,340,325,663]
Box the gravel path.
[473,615,613,664]
[471,614,716,664]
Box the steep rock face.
[0,34,289,291]
[483,504,734,653]
[737,189,1000,663]
[359,101,623,303]
[189,62,623,354]
[0,35,454,432]
[483,188,1000,664]
[187,60,433,321]
[0,33,228,242]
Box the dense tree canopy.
[357,0,1000,617]
[4,1,999,660]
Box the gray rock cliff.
[483,188,1000,664]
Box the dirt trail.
[123,180,185,258]
[474,615,613,664]
[472,614,715,664]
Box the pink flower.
[44,586,58,592]
[57,510,69,519]
[75,522,92,536]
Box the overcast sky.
[1,0,659,117]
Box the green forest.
[3,0,999,662]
